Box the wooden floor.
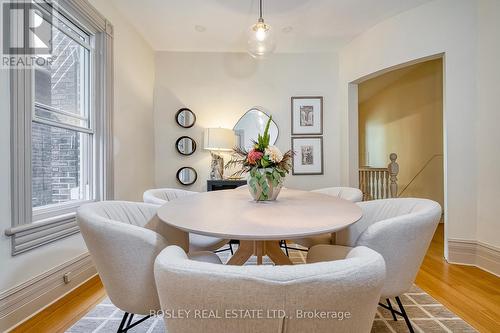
[415,224,500,332]
[10,276,106,333]
[10,224,500,333]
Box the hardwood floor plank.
[10,276,105,333]
[415,224,500,332]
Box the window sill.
[5,213,80,255]
[33,200,93,222]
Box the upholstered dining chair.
[311,186,364,202]
[143,188,230,253]
[77,201,221,333]
[143,188,196,205]
[154,245,386,333]
[307,198,441,333]
[287,187,363,251]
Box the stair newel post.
[388,153,399,198]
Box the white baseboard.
[448,239,500,276]
[0,252,96,332]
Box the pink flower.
[247,149,263,165]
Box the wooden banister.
[359,153,399,201]
[398,154,442,197]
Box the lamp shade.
[203,128,235,151]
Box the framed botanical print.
[291,96,323,135]
[291,137,323,175]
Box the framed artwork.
[291,137,323,175]
[291,96,323,135]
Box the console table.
[207,179,247,192]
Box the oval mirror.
[176,136,196,156]
[233,108,279,151]
[176,167,198,186]
[175,108,196,128]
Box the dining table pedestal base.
[227,240,293,266]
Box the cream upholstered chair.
[143,188,196,205]
[289,187,363,250]
[154,245,386,333]
[143,188,230,252]
[77,201,221,333]
[307,198,441,333]
[311,187,363,202]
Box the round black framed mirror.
[176,167,198,186]
[175,108,196,128]
[175,136,197,156]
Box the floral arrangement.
[226,117,293,200]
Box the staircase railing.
[359,153,399,201]
[398,154,443,197]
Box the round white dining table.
[157,187,362,265]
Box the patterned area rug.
[67,247,477,333]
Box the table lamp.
[203,128,235,180]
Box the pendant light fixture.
[247,0,276,59]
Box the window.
[32,10,92,218]
[6,1,114,255]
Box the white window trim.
[5,0,114,255]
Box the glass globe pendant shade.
[247,19,276,59]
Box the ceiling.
[358,58,442,104]
[109,0,433,53]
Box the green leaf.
[255,116,273,151]
[249,177,257,187]
[250,168,257,178]
[263,116,271,147]
[250,184,257,195]
[261,185,269,199]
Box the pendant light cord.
[259,0,263,20]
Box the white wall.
[476,0,500,248]
[89,0,156,201]
[338,0,500,257]
[154,52,340,192]
[0,1,156,329]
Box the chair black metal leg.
[117,312,129,333]
[282,240,289,256]
[127,315,152,331]
[214,243,234,254]
[279,242,309,252]
[395,296,414,333]
[117,312,152,333]
[125,313,134,332]
[386,298,398,321]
